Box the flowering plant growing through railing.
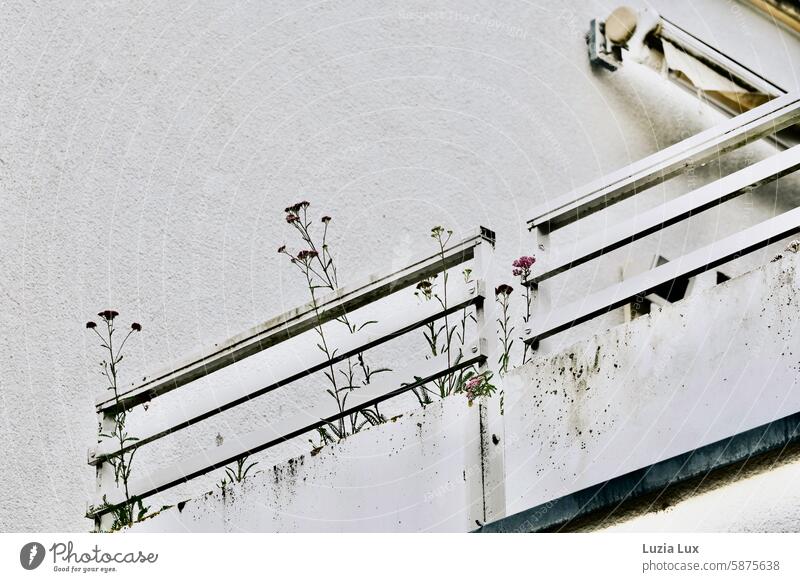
[279,201,390,447]
[85,310,148,530]
[512,256,536,364]
[495,284,514,375]
[409,226,477,406]
[279,213,526,421]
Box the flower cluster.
[86,311,141,333]
[462,372,496,404]
[277,199,388,446]
[431,225,447,238]
[415,279,434,300]
[512,255,536,279]
[284,201,310,213]
[284,200,310,224]
[465,376,482,400]
[278,202,336,267]
[296,249,319,261]
[494,284,513,297]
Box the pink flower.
[512,255,536,280]
[286,214,300,224]
[465,375,485,403]
[466,376,482,390]
[495,284,513,297]
[512,256,535,269]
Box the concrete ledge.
[127,395,485,532]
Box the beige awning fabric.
[662,40,748,93]
[662,40,772,112]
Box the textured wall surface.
[1,0,798,531]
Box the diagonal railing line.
[528,93,800,232]
[90,282,484,465]
[87,341,487,517]
[525,206,800,345]
[531,145,800,284]
[96,226,496,414]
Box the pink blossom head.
[464,375,486,403]
[466,376,482,391]
[512,256,535,269]
[512,255,536,279]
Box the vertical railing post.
[471,229,506,525]
[528,223,552,353]
[91,410,117,532]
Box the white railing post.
[92,411,117,532]
[528,224,552,354]
[471,230,506,524]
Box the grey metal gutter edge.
[475,409,800,533]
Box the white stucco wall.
[1,0,798,532]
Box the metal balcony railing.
[525,94,800,347]
[87,226,498,529]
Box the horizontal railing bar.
[90,281,484,463]
[96,226,495,414]
[530,145,800,284]
[87,341,487,517]
[525,206,800,344]
[528,93,800,232]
